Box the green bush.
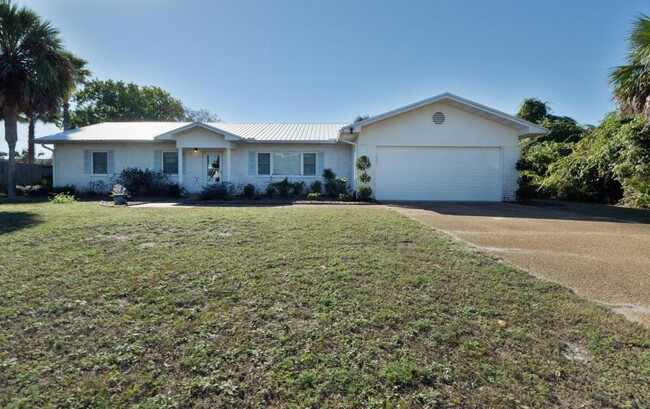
[51,184,76,195]
[166,183,184,198]
[306,192,321,200]
[266,178,304,197]
[309,180,322,194]
[115,167,171,197]
[199,182,236,200]
[357,185,372,200]
[243,183,256,198]
[16,185,49,197]
[50,193,75,204]
[322,168,348,197]
[338,193,351,201]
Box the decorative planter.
[113,194,128,206]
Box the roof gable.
[342,93,548,138]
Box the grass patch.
[0,203,649,408]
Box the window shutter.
[107,150,115,174]
[316,151,325,177]
[182,150,187,174]
[83,150,91,174]
[248,151,257,175]
[153,150,162,170]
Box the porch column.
[178,147,183,185]
[226,147,231,182]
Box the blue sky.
[2,0,648,155]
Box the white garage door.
[375,146,502,201]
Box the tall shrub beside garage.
[356,155,373,200]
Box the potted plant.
[111,184,129,205]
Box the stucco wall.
[356,102,521,201]
[52,141,352,194]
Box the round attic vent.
[432,112,445,124]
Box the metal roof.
[36,122,347,144]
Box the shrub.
[166,183,184,198]
[322,168,336,181]
[307,192,321,200]
[322,168,348,197]
[266,185,280,198]
[267,178,305,197]
[115,167,171,197]
[51,184,76,195]
[356,156,373,201]
[355,155,372,172]
[86,180,110,196]
[50,193,75,204]
[338,193,352,201]
[16,185,49,197]
[357,185,373,200]
[243,183,256,198]
[309,180,322,194]
[199,182,237,200]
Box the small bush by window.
[266,177,305,197]
[309,180,322,194]
[243,183,256,198]
[199,182,236,200]
[115,167,171,197]
[322,168,348,197]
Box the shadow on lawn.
[0,211,42,234]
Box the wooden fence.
[0,162,53,192]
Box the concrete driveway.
[389,202,650,327]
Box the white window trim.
[92,151,109,175]
[257,152,318,177]
[162,151,179,175]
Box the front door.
[205,153,221,183]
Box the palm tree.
[22,52,88,163]
[0,1,72,198]
[60,52,90,130]
[610,15,650,118]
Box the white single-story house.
[36,93,547,201]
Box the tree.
[69,79,186,127]
[60,52,90,130]
[516,98,549,123]
[0,1,73,198]
[610,14,650,118]
[183,107,220,122]
[354,114,371,123]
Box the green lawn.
[1,203,649,408]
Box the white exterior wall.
[52,141,352,194]
[229,143,352,193]
[53,142,179,191]
[356,102,521,201]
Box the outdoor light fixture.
[193,148,198,153]
[348,127,354,134]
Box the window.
[257,152,318,176]
[258,153,271,175]
[92,152,108,174]
[272,153,301,175]
[303,153,316,176]
[162,152,178,174]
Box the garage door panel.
[375,147,501,201]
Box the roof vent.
[432,112,445,125]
